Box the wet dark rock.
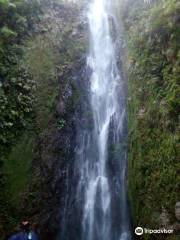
[18,2,87,239]
[25,56,87,239]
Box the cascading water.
[59,0,132,239]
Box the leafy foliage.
[0,1,86,237]
[0,0,41,150]
[57,119,66,130]
[123,0,180,231]
[0,0,41,237]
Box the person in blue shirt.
[9,221,38,240]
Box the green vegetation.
[57,119,66,130]
[123,0,180,234]
[4,133,35,206]
[0,0,86,237]
[0,0,41,237]
[0,0,55,152]
[0,0,40,153]
[24,35,59,129]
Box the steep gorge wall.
[122,0,180,238]
[1,1,87,239]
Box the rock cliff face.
[121,0,180,238]
[1,1,87,240]
[29,59,87,239]
[26,4,87,239]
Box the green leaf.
[0,26,17,39]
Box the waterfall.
[59,0,132,239]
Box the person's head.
[20,221,30,232]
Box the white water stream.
[59,1,132,239]
[80,0,132,239]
